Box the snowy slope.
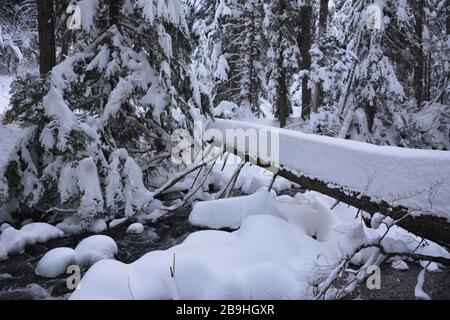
[207,119,450,220]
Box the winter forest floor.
[0,75,449,300]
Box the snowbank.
[126,223,144,234]
[189,189,278,229]
[70,214,338,300]
[0,223,64,255]
[207,119,450,219]
[74,235,118,268]
[70,190,449,300]
[35,247,75,278]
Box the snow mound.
[189,189,278,229]
[87,219,107,233]
[71,214,336,300]
[35,247,75,278]
[0,223,64,255]
[74,235,118,268]
[126,223,144,234]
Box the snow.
[109,218,128,229]
[74,235,118,268]
[391,260,409,271]
[87,219,107,233]
[126,223,145,234]
[207,119,450,220]
[69,189,450,300]
[0,223,64,255]
[415,267,431,300]
[0,75,14,115]
[190,189,278,229]
[35,247,75,278]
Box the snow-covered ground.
[69,190,448,300]
[207,119,450,220]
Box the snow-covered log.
[206,119,450,249]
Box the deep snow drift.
[70,190,449,300]
[207,119,450,220]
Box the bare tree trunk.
[276,0,289,128]
[413,0,425,107]
[298,2,312,120]
[311,0,329,114]
[37,0,56,75]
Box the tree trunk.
[37,0,56,75]
[311,0,329,114]
[276,0,288,128]
[413,0,425,107]
[109,0,121,26]
[298,2,312,120]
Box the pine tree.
[2,0,207,227]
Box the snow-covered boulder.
[0,227,27,254]
[74,235,118,268]
[87,219,107,233]
[0,223,64,255]
[20,223,64,243]
[126,223,144,234]
[35,247,75,278]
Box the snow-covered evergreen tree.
[2,0,207,228]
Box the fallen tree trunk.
[209,135,450,251]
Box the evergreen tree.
[2,0,206,227]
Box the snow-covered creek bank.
[0,208,198,299]
[0,188,449,300]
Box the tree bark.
[37,0,56,75]
[413,0,425,107]
[298,2,312,119]
[276,0,289,128]
[311,0,329,113]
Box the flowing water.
[0,208,198,300]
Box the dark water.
[0,208,199,300]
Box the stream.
[0,189,449,300]
[0,208,199,300]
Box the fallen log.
[206,119,450,251]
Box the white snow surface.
[126,223,145,234]
[207,119,450,219]
[74,235,118,268]
[35,247,75,278]
[70,191,449,300]
[0,75,14,115]
[0,223,64,255]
